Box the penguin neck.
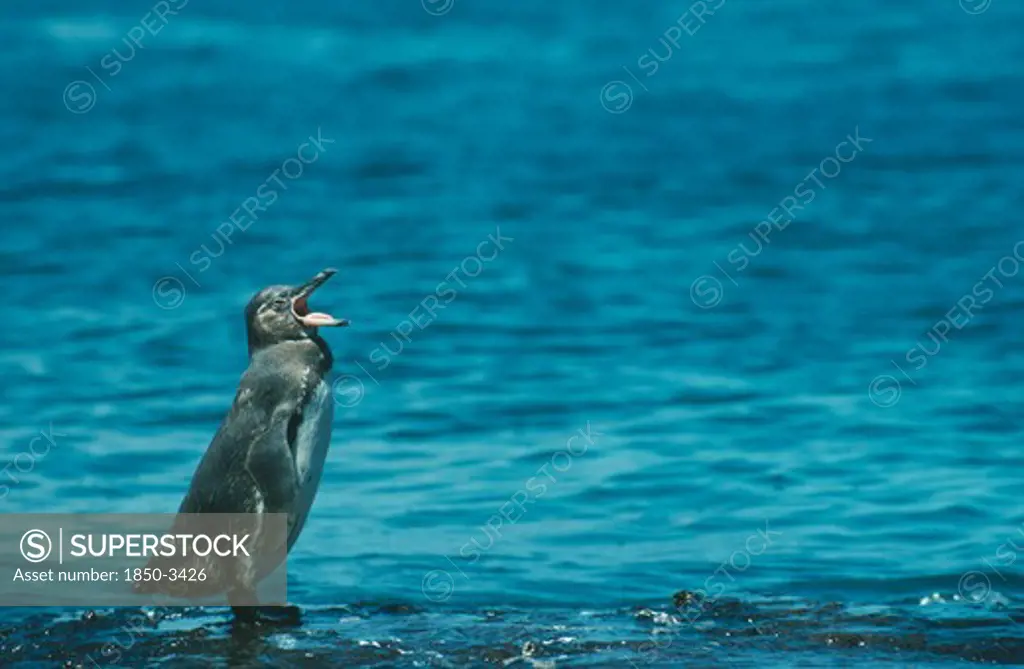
[309,332,334,373]
[248,335,333,375]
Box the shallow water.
[2,0,1024,666]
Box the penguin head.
[245,268,349,353]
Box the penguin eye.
[271,296,290,310]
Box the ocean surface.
[2,0,1024,666]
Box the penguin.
[139,268,348,622]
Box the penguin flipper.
[242,408,301,512]
[179,408,300,515]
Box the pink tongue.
[304,312,335,324]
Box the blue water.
[2,0,1024,665]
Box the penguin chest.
[289,379,333,546]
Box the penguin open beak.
[291,268,349,328]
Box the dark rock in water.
[4,593,1020,667]
[672,590,706,609]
